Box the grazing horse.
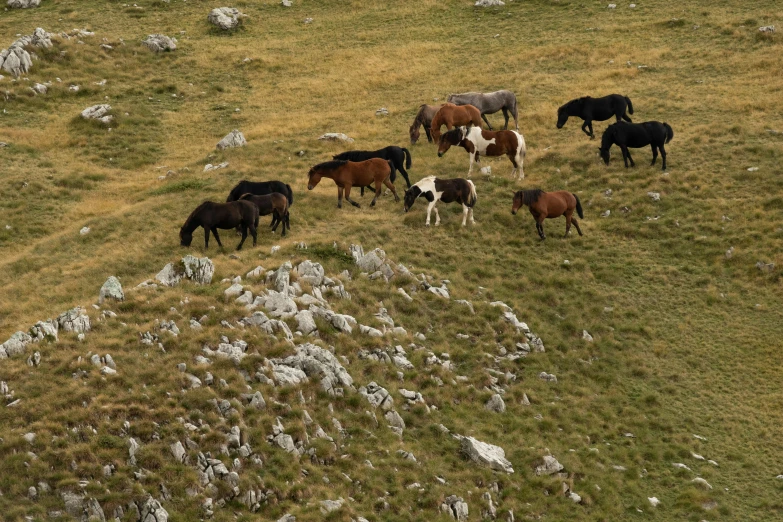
[438,127,526,179]
[333,146,412,188]
[556,94,634,138]
[238,192,290,237]
[430,103,483,142]
[409,104,442,144]
[403,176,477,226]
[599,121,674,170]
[447,90,518,131]
[226,180,293,208]
[180,200,258,250]
[307,158,399,208]
[511,189,583,240]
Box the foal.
[180,200,258,250]
[307,159,398,208]
[599,121,674,170]
[511,189,583,240]
[403,176,477,226]
[238,192,290,236]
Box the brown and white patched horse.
[438,126,526,179]
[307,158,399,209]
[403,176,477,226]
[430,103,483,142]
[511,189,584,240]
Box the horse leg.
[509,154,518,179]
[336,186,344,208]
[398,165,411,188]
[434,206,441,226]
[383,177,400,202]
[469,207,475,224]
[481,113,493,130]
[204,227,210,249]
[462,204,469,226]
[564,211,573,238]
[425,200,436,226]
[345,185,361,208]
[650,144,658,166]
[501,108,509,130]
[572,217,583,236]
[250,221,257,246]
[468,152,476,177]
[581,120,592,138]
[659,144,667,170]
[626,148,635,167]
[370,180,383,207]
[537,214,547,240]
[236,226,247,250]
[424,126,433,143]
[620,145,630,167]
[212,227,223,248]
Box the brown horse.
[180,200,258,250]
[307,158,399,208]
[409,103,442,144]
[430,103,482,142]
[511,189,584,240]
[238,192,290,237]
[438,126,527,179]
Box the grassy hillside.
[1,0,782,520]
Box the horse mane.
[440,128,463,144]
[311,160,347,171]
[182,201,211,231]
[560,97,588,112]
[517,189,544,206]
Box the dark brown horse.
[180,200,258,250]
[409,103,442,144]
[238,192,290,237]
[511,189,584,240]
[307,158,399,208]
[430,103,482,142]
[438,126,527,179]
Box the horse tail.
[624,96,634,115]
[286,184,294,207]
[402,147,412,169]
[466,180,478,208]
[573,194,584,219]
[663,122,674,144]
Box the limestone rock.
[385,410,405,430]
[294,260,325,286]
[98,276,124,304]
[81,104,113,124]
[460,436,514,473]
[8,0,41,8]
[156,256,214,286]
[295,310,317,335]
[319,133,354,143]
[360,381,394,410]
[320,498,344,514]
[535,455,564,476]
[485,394,506,413]
[58,307,91,333]
[475,0,504,6]
[240,311,293,341]
[137,496,169,522]
[261,291,298,319]
[441,495,469,521]
[208,7,246,30]
[143,34,177,52]
[270,343,354,395]
[0,331,32,359]
[647,191,661,201]
[216,129,246,150]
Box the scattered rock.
[756,261,775,273]
[648,497,660,507]
[647,191,661,201]
[281,0,292,6]
[440,495,469,521]
[98,276,124,304]
[535,455,564,476]
[81,104,113,124]
[539,371,557,383]
[475,0,505,6]
[58,307,91,333]
[318,133,354,143]
[270,343,354,395]
[156,256,214,286]
[460,436,514,473]
[485,394,506,413]
[80,226,91,235]
[8,0,41,8]
[480,166,492,176]
[208,7,246,30]
[203,162,229,172]
[759,25,775,33]
[692,477,712,490]
[143,34,177,52]
[320,498,344,514]
[359,381,394,410]
[216,129,247,150]
[376,107,389,116]
[582,330,593,342]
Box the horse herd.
[180,91,674,249]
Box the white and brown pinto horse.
[437,126,526,179]
[403,176,477,226]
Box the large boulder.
[143,34,177,52]
[216,129,247,150]
[460,436,514,473]
[208,7,246,30]
[260,291,298,319]
[30,320,58,342]
[156,256,214,286]
[98,276,124,304]
[350,245,386,273]
[270,343,354,395]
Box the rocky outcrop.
[0,28,52,77]
[270,343,354,395]
[294,260,325,286]
[0,331,32,359]
[216,130,247,150]
[208,7,246,30]
[156,256,214,286]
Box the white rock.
[440,495,469,521]
[281,0,292,6]
[692,477,712,489]
[271,343,354,395]
[582,330,593,342]
[648,497,660,507]
[208,7,246,30]
[359,381,394,410]
[58,307,91,333]
[759,25,775,33]
[397,288,413,302]
[647,191,661,201]
[216,129,246,150]
[485,394,506,413]
[475,0,504,6]
[203,162,229,172]
[607,3,617,8]
[460,436,514,473]
[294,260,325,286]
[99,276,124,304]
[539,371,557,383]
[318,133,353,143]
[535,455,563,476]
[156,256,214,286]
[224,283,243,298]
[0,331,32,359]
[8,0,42,8]
[319,498,344,514]
[79,226,90,235]
[143,34,177,52]
[81,104,112,121]
[295,310,317,335]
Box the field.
[1,0,782,520]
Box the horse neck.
[600,129,614,149]
[182,205,206,233]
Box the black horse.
[333,146,412,188]
[226,180,294,206]
[599,121,674,170]
[557,94,634,138]
[180,200,258,250]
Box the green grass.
[0,0,782,521]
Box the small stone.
[582,330,593,342]
[648,497,660,507]
[647,191,661,201]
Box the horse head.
[179,226,193,247]
[306,166,321,190]
[598,147,610,165]
[409,123,420,144]
[556,106,569,128]
[437,128,463,157]
[403,186,421,212]
[511,191,523,215]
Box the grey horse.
[446,90,518,131]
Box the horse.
[226,180,294,207]
[180,200,258,250]
[238,192,290,237]
[447,90,518,131]
[403,176,477,226]
[437,126,526,179]
[556,94,634,138]
[409,104,442,144]
[599,121,674,170]
[430,103,483,142]
[333,146,412,188]
[307,158,399,208]
[511,189,583,240]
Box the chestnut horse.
[409,103,442,144]
[438,126,526,179]
[430,103,482,142]
[238,192,290,236]
[180,200,258,250]
[307,158,399,208]
[511,189,584,240]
